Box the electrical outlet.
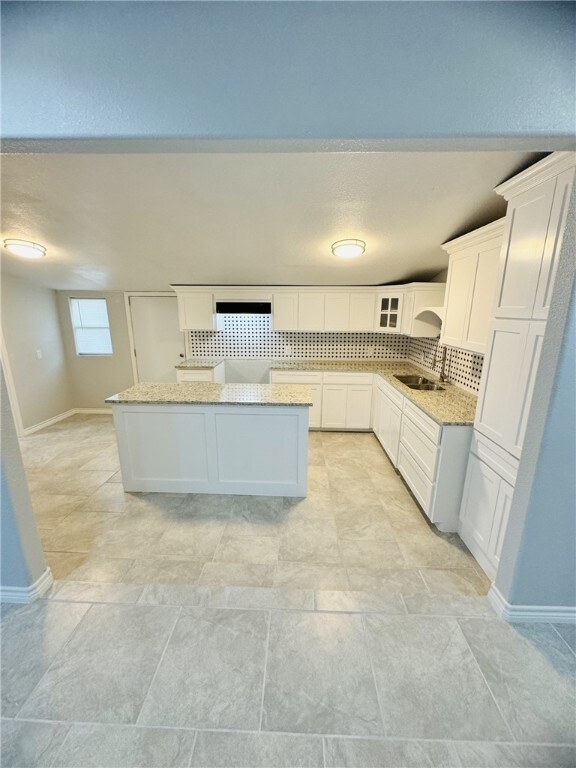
[36,349,43,360]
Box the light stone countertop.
[105,382,313,407]
[173,357,478,425]
[175,358,225,369]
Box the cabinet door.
[475,320,528,451]
[345,385,373,429]
[533,167,575,320]
[400,291,415,335]
[324,293,350,331]
[495,177,557,320]
[349,293,376,332]
[487,478,514,568]
[321,385,347,428]
[441,250,475,348]
[375,293,403,334]
[383,399,402,467]
[298,293,325,331]
[308,384,323,429]
[178,293,215,330]
[511,320,546,456]
[464,242,501,353]
[459,453,501,555]
[373,388,384,445]
[273,293,298,331]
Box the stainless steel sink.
[407,383,445,391]
[394,374,445,392]
[395,374,434,385]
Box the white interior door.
[129,296,186,382]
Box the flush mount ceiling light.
[331,239,366,259]
[3,239,46,259]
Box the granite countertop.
[175,358,225,370]
[105,382,313,407]
[269,359,477,426]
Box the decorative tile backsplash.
[407,337,483,393]
[187,314,483,393]
[187,314,409,359]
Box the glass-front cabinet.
[375,291,404,333]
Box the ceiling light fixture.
[331,239,366,259]
[3,239,47,259]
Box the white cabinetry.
[373,377,402,466]
[459,434,518,579]
[349,293,376,331]
[401,284,447,338]
[272,293,299,331]
[176,363,225,383]
[268,370,323,427]
[321,385,348,429]
[298,293,325,331]
[375,291,404,333]
[441,221,504,353]
[172,289,215,331]
[324,293,350,331]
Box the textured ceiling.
[1,150,543,291]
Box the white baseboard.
[0,567,54,604]
[21,409,78,436]
[489,585,576,624]
[20,407,111,436]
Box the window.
[70,298,113,355]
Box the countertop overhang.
[105,382,313,407]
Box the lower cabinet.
[269,370,372,430]
[459,432,517,579]
[176,363,225,383]
[374,380,402,466]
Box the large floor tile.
[197,562,275,587]
[65,556,134,583]
[274,563,350,590]
[279,519,341,564]
[395,530,475,569]
[553,622,576,654]
[226,586,314,611]
[139,584,227,607]
[459,618,576,744]
[44,551,90,579]
[324,737,456,767]
[0,719,70,768]
[52,724,195,768]
[40,511,122,553]
[191,731,324,768]
[346,567,426,594]
[334,506,396,541]
[123,558,204,584]
[419,567,491,596]
[452,741,576,767]
[19,604,179,723]
[403,595,495,617]
[31,494,85,528]
[52,581,144,604]
[138,607,268,729]
[78,483,132,513]
[338,538,405,568]
[362,615,511,740]
[315,590,406,615]
[262,611,383,736]
[1,601,89,717]
[26,469,115,497]
[214,535,280,564]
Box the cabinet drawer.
[270,370,323,385]
[177,370,213,382]
[323,372,373,386]
[403,400,442,443]
[375,375,404,409]
[400,417,439,480]
[397,445,435,515]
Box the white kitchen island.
[105,382,311,497]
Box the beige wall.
[1,272,73,429]
[57,290,134,409]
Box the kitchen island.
[105,382,312,497]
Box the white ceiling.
[1,150,543,291]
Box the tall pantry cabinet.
[459,152,575,579]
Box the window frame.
[69,297,114,357]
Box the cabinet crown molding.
[441,219,505,254]
[494,151,576,201]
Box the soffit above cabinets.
[1,149,544,291]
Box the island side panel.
[112,403,309,497]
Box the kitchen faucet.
[432,338,449,383]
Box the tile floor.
[1,414,575,767]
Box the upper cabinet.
[272,293,298,331]
[374,290,404,333]
[402,283,446,338]
[441,220,505,353]
[493,155,575,322]
[171,287,215,330]
[349,293,376,332]
[298,293,325,331]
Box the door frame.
[123,292,190,384]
